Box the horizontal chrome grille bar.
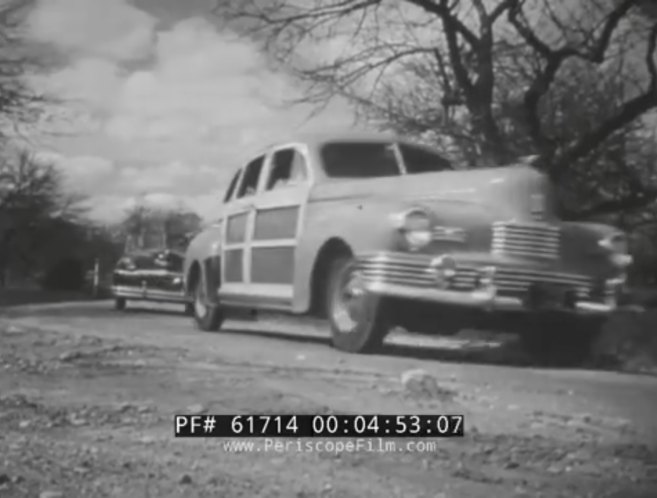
[492,221,561,260]
[357,256,433,288]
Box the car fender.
[293,195,427,312]
[183,223,222,294]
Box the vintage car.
[112,241,193,314]
[182,132,635,364]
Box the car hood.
[311,164,555,222]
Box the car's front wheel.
[326,256,391,353]
[192,272,224,332]
[114,297,126,311]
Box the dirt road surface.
[1,300,656,497]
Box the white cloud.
[32,59,122,113]
[24,0,355,222]
[61,155,117,191]
[105,17,297,144]
[26,0,155,63]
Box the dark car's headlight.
[118,257,136,271]
[390,208,433,251]
[598,232,633,268]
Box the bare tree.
[0,149,85,285]
[119,203,202,252]
[0,0,43,141]
[215,0,657,218]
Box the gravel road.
[1,300,656,497]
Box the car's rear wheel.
[520,314,603,367]
[326,256,391,353]
[184,302,194,316]
[192,271,224,332]
[114,297,126,311]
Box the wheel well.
[309,238,353,317]
[186,262,200,296]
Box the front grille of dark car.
[491,221,560,260]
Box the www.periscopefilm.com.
[215,438,441,454]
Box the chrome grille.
[451,266,591,298]
[356,253,592,298]
[356,253,433,288]
[492,221,560,260]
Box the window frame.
[223,168,243,204]
[235,154,266,199]
[264,146,310,192]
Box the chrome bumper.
[111,285,190,303]
[365,281,616,314]
[357,252,620,315]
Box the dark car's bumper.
[356,251,627,315]
[111,270,190,304]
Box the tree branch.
[559,23,657,168]
[587,0,637,63]
[489,0,515,23]
[405,0,480,48]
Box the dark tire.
[114,297,126,311]
[184,302,194,316]
[192,271,224,332]
[326,256,391,353]
[520,313,603,367]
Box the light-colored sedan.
[182,132,635,364]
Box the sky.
[22,0,357,222]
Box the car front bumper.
[356,252,623,315]
[111,285,190,303]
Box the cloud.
[105,17,301,146]
[24,0,354,222]
[26,0,156,63]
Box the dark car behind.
[111,247,192,313]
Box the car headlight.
[119,257,136,271]
[390,208,433,251]
[598,232,633,268]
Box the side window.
[399,144,452,174]
[236,155,265,198]
[266,148,308,191]
[223,169,242,204]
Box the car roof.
[243,129,433,162]
[227,130,450,183]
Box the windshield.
[319,141,453,178]
[320,142,401,178]
[124,231,167,253]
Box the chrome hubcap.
[332,270,367,333]
[194,286,207,318]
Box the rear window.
[319,141,401,178]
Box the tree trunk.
[470,107,510,166]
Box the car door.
[219,155,265,298]
[244,144,312,308]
